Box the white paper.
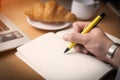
[16,32,112,80]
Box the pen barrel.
[81,15,102,34]
[68,42,76,49]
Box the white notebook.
[15,28,120,80]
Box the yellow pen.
[64,12,106,53]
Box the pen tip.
[64,48,69,53]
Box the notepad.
[15,28,120,80]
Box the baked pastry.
[25,0,77,22]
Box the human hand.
[63,21,114,61]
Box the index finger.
[73,21,90,33]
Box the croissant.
[25,0,77,22]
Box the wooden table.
[0,0,120,80]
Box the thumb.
[63,33,87,44]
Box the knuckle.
[69,33,76,41]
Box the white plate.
[27,17,71,30]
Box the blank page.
[16,32,112,80]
